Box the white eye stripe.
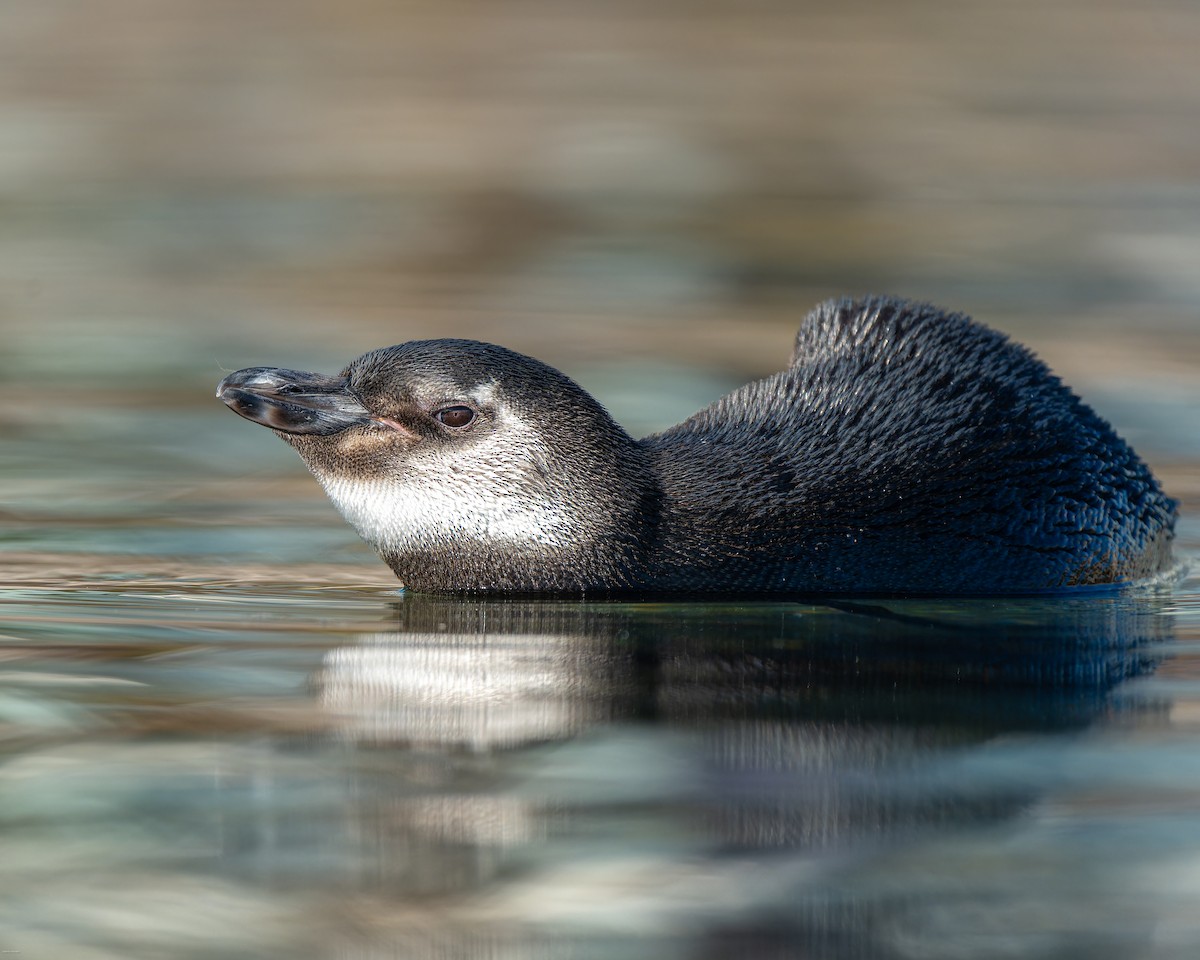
[468,382,500,405]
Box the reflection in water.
[2,0,1197,952]
[306,590,1176,957]
[0,573,1190,960]
[320,630,637,750]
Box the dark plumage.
[217,297,1177,596]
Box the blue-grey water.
[4,2,1200,957]
[2,369,1198,960]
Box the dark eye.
[434,405,475,429]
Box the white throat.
[314,400,580,553]
[317,470,575,552]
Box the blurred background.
[1,0,1197,462]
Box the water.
[2,371,1198,960]
[4,1,1200,957]
[1,409,1198,958]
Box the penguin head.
[218,339,653,590]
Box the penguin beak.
[217,367,373,436]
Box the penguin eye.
[433,405,476,429]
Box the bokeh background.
[2,1,1198,469]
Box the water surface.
[3,2,1200,957]
[2,433,1198,959]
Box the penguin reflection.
[310,592,1171,951]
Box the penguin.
[217,296,1177,596]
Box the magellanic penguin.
[217,297,1177,596]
